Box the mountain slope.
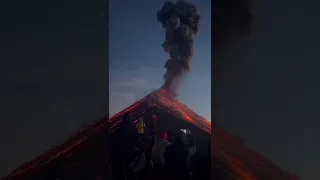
[3,88,299,180]
[109,88,211,134]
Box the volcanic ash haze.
[157,1,200,93]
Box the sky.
[109,0,211,121]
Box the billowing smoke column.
[157,1,200,93]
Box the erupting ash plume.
[157,1,200,93]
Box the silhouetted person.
[150,113,157,145]
[192,141,211,180]
[109,112,134,180]
[163,130,196,180]
[136,117,146,143]
[151,131,171,169]
[119,112,133,135]
[167,130,175,143]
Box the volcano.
[3,88,299,180]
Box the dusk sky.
[109,0,211,120]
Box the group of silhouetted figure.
[33,111,222,180]
[108,112,211,180]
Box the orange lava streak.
[220,151,258,180]
[152,88,211,134]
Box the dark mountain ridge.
[3,88,299,180]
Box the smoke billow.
[157,1,200,93]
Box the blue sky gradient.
[109,0,211,120]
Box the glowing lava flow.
[149,88,211,134]
[108,87,211,134]
[146,88,296,180]
[107,88,260,179]
[4,87,298,180]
